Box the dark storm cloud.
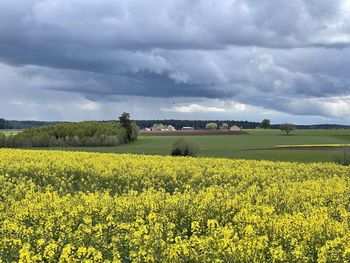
[1,0,350,120]
[46,70,225,100]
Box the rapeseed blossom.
[0,149,350,262]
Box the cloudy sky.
[1,0,350,124]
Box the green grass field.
[51,129,350,163]
[0,130,21,136]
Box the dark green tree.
[0,118,11,129]
[0,118,5,129]
[119,112,133,142]
[261,119,271,129]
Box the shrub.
[171,138,199,157]
[205,123,218,130]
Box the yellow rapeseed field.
[1,149,350,262]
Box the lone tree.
[261,119,271,129]
[205,123,218,130]
[119,112,133,142]
[280,123,295,135]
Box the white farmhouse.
[230,125,241,131]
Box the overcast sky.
[1,0,350,124]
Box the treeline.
[0,118,13,129]
[8,120,58,129]
[0,118,57,129]
[136,120,350,130]
[2,118,350,130]
[0,121,139,148]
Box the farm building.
[167,125,176,131]
[152,124,176,132]
[182,127,194,131]
[230,125,241,131]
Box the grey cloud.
[1,0,350,121]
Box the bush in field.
[332,148,350,166]
[171,138,199,157]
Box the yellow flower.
[1,149,350,262]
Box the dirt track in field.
[242,146,350,151]
[140,130,248,136]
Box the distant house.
[167,125,176,131]
[230,125,241,131]
[161,125,176,131]
[182,127,194,131]
[143,128,151,132]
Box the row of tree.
[2,117,350,130]
[0,118,13,129]
[0,113,139,148]
[0,133,123,148]
[0,118,58,129]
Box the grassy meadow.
[1,129,21,136]
[47,129,350,163]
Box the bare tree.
[280,123,295,135]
